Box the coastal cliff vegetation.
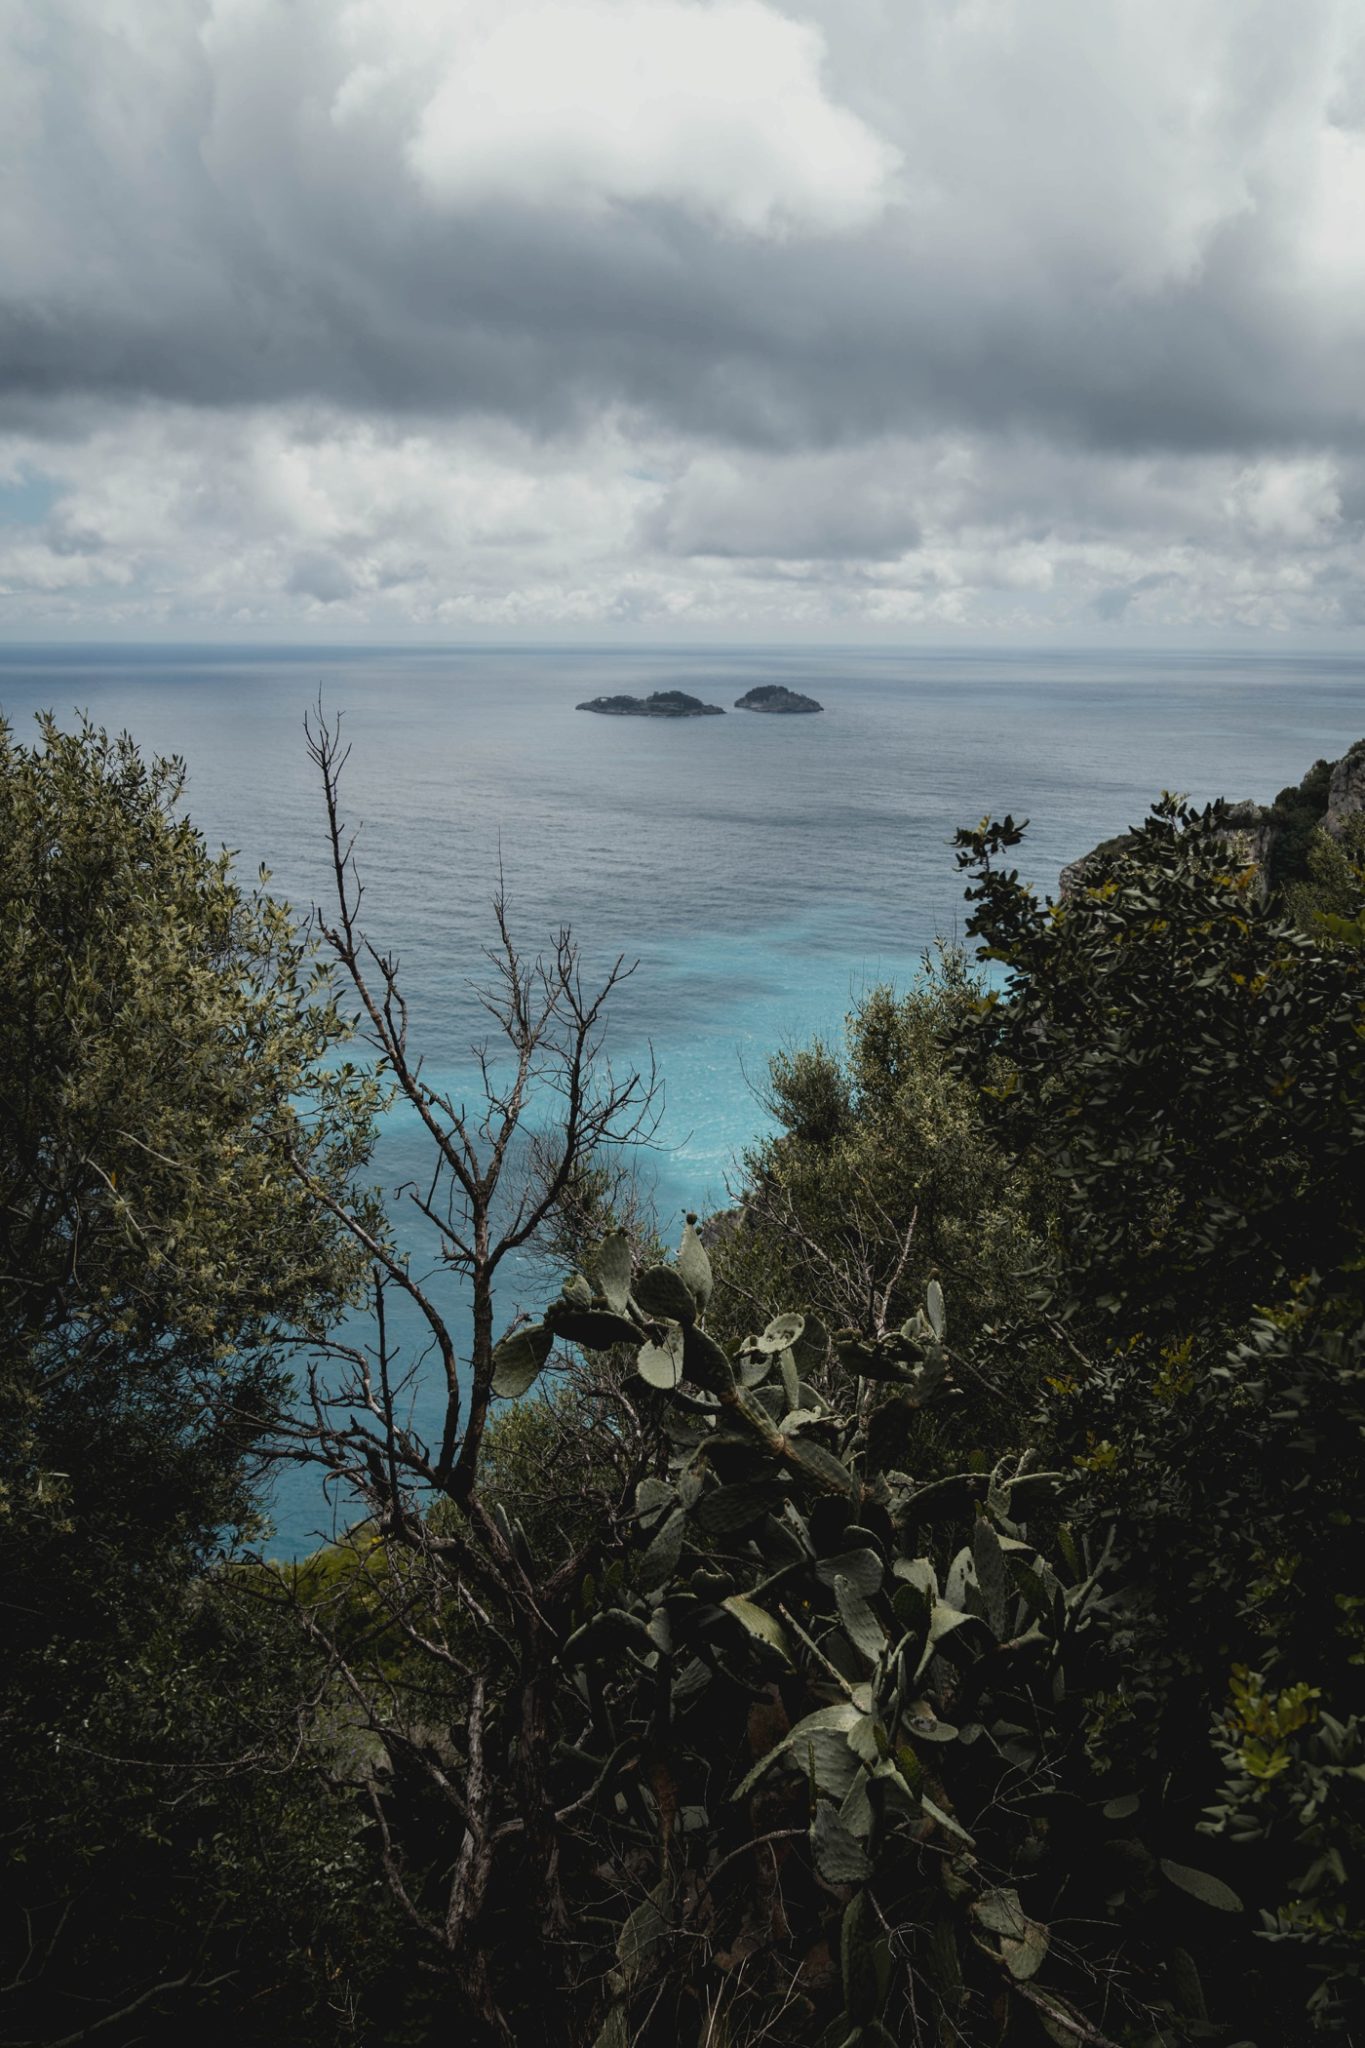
[3,712,1364,2047]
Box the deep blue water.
[3,642,1362,1553]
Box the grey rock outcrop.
[1216,799,1278,884]
[1058,737,1365,901]
[1325,740,1365,839]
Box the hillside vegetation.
[3,715,1363,2048]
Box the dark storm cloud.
[5,0,1365,635]
[2,185,1360,464]
[5,0,1365,463]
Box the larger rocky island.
[734,683,823,713]
[576,690,724,718]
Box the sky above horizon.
[4,1,1365,644]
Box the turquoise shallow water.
[3,642,1362,1552]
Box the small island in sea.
[734,683,823,713]
[576,689,724,717]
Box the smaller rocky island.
[576,690,724,718]
[734,683,823,714]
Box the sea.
[3,642,1362,1555]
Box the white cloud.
[395,0,900,236]
[1298,122,1365,289]
[1226,458,1341,543]
[3,408,1363,638]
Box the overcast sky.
[4,0,1365,642]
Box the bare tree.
[273,709,664,2041]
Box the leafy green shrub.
[486,1232,1198,2047]
[711,954,1050,1486]
[955,798,1365,2037]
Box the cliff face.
[1326,739,1365,838]
[1058,738,1365,900]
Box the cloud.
[393,0,899,236]
[3,407,1364,638]
[643,448,922,559]
[4,0,1365,634]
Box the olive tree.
[0,713,381,2044]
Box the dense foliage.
[711,956,1049,1478]
[5,717,1363,2046]
[954,797,1365,2037]
[0,715,385,2044]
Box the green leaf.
[722,1595,792,1663]
[804,1728,863,1801]
[787,1437,858,1496]
[694,1483,777,1535]
[738,1348,773,1387]
[818,1548,885,1596]
[925,1277,945,1340]
[636,1321,684,1389]
[546,1304,641,1351]
[637,1507,686,1593]
[930,1599,985,1644]
[791,1312,830,1374]
[812,1799,872,1885]
[676,1215,713,1314]
[972,1517,1009,1636]
[902,1704,957,1744]
[490,1321,554,1398]
[561,1606,655,1664]
[757,1312,805,1354]
[592,1229,633,1314]
[779,1347,802,1411]
[838,1769,874,1838]
[840,1890,881,2024]
[1002,1924,1050,1981]
[1102,1793,1140,1821]
[732,1702,863,1801]
[1168,1948,1208,2023]
[835,1574,888,1664]
[682,1323,736,1392]
[634,1264,697,1325]
[944,1544,975,1611]
[972,1887,1049,1977]
[1159,1859,1244,1912]
[920,1792,974,1844]
[634,1476,675,1525]
[973,1886,1028,1937]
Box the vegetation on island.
[576,690,725,717]
[734,684,824,712]
[3,709,1364,2047]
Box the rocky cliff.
[1059,738,1365,899]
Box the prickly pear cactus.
[502,1227,1130,2046]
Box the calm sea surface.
[3,643,1362,1552]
